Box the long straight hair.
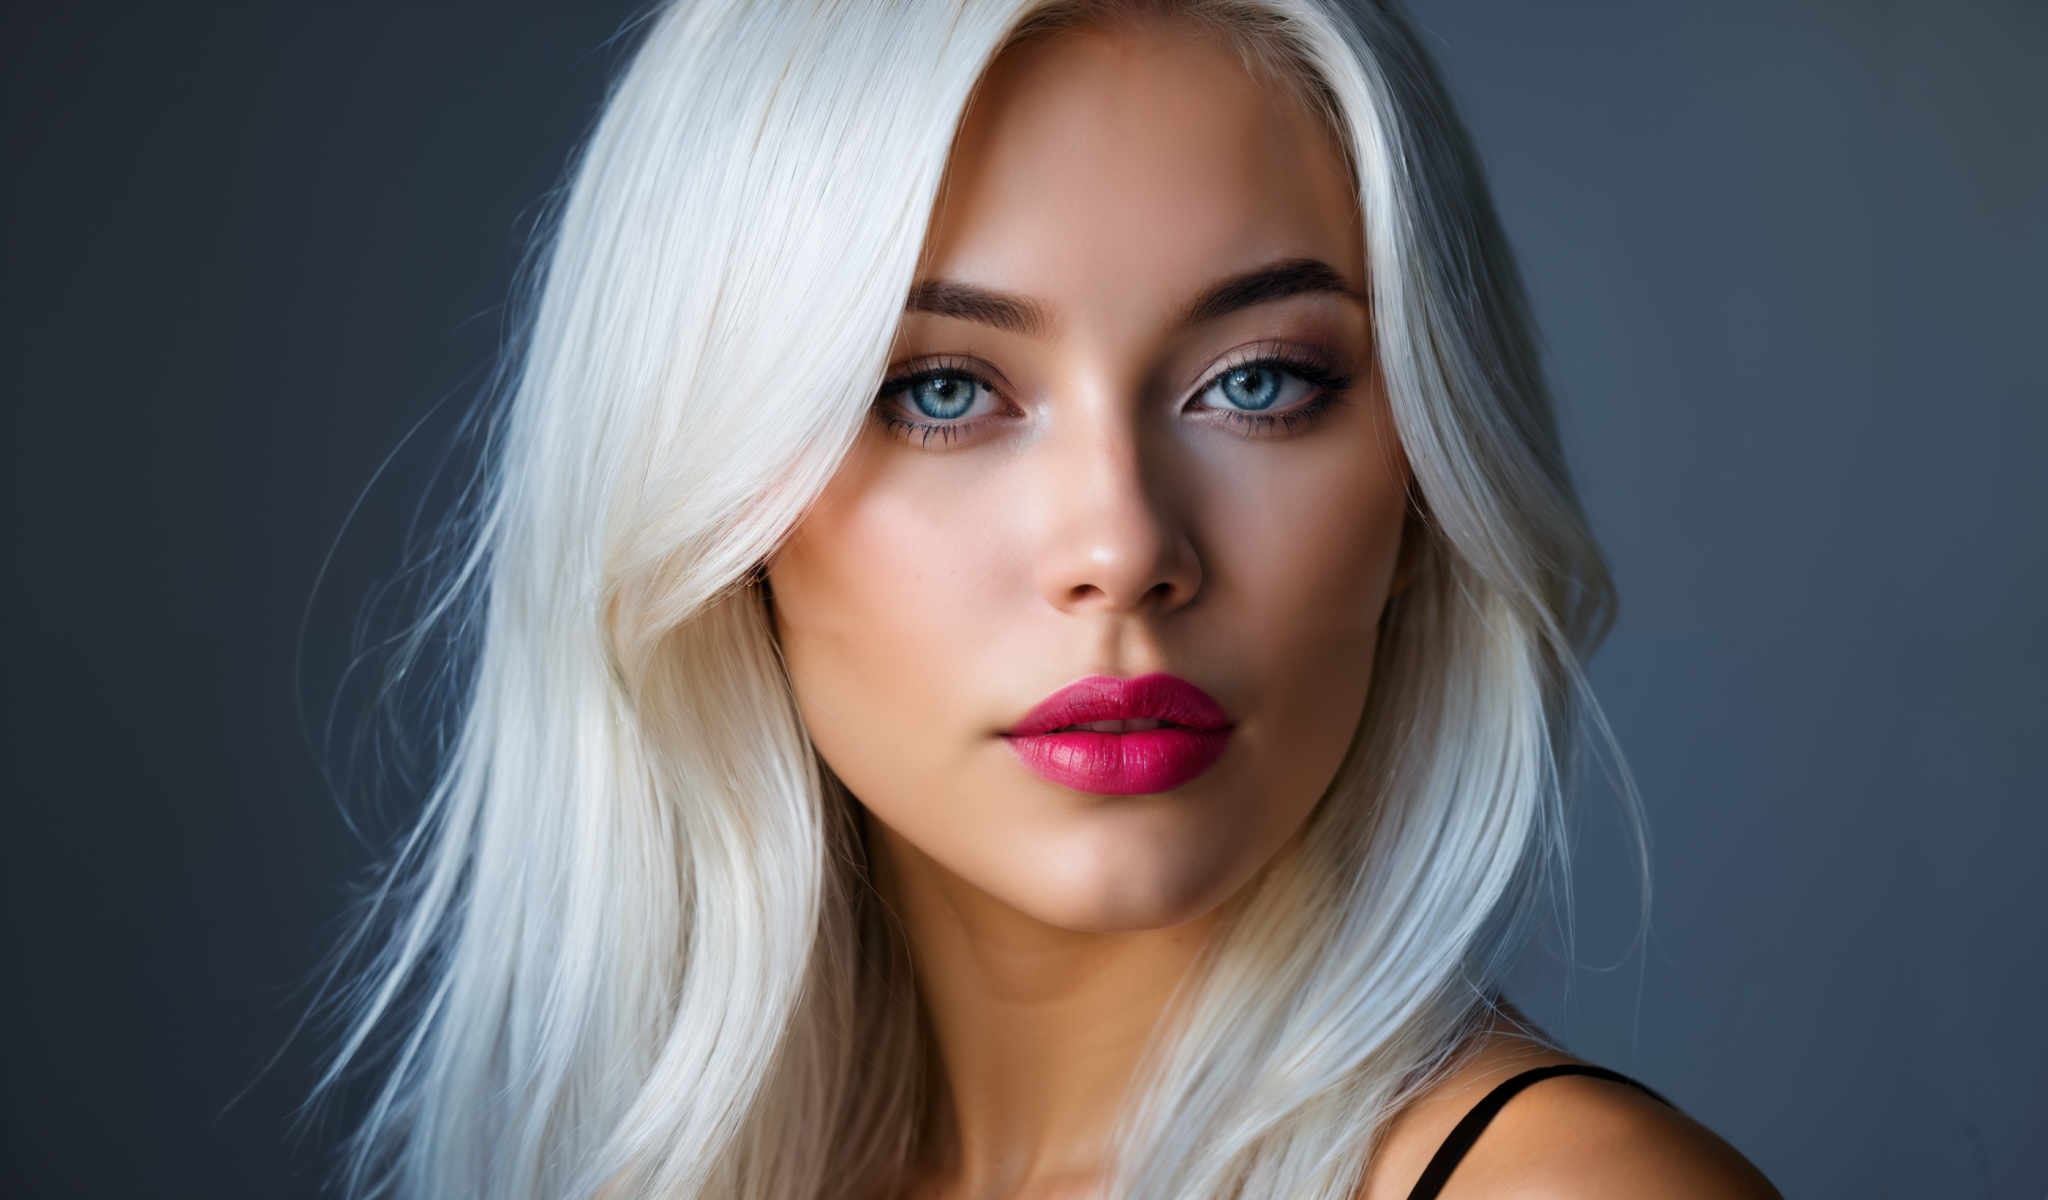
[310,1,1639,1196]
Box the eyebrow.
[902,257,1365,336]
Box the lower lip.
[1002,727,1232,795]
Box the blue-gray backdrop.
[1421,5,2047,1195]
[3,2,2040,1196]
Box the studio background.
[4,2,2041,1196]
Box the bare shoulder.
[1357,1018,1780,1200]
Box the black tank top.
[1403,1064,1671,1200]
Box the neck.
[868,816,1225,1200]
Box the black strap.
[1402,1064,1671,1199]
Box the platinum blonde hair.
[311,1,1640,1196]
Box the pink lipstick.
[1001,673,1234,795]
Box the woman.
[315,1,1780,1197]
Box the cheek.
[1206,417,1405,650]
[1196,415,1408,786]
[1212,473,1396,643]
[766,443,1015,808]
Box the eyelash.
[872,342,1354,447]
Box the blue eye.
[874,360,1005,447]
[903,371,984,420]
[1192,359,1325,415]
[1187,349,1355,437]
[1216,364,1283,410]
[873,346,1354,448]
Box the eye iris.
[910,373,975,419]
[1220,365,1279,411]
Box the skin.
[765,16,1778,1200]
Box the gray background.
[1431,3,2048,1196]
[3,1,2041,1195]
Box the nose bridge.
[1031,394,1201,615]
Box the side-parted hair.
[310,1,1640,1196]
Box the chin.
[1002,817,1262,934]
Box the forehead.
[919,19,1362,328]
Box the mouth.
[1003,672,1233,737]
[1049,718,1187,733]
[1001,674,1234,795]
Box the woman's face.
[766,19,1410,933]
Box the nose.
[1030,410,1203,617]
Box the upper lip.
[1004,673,1234,736]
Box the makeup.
[1002,673,1234,794]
